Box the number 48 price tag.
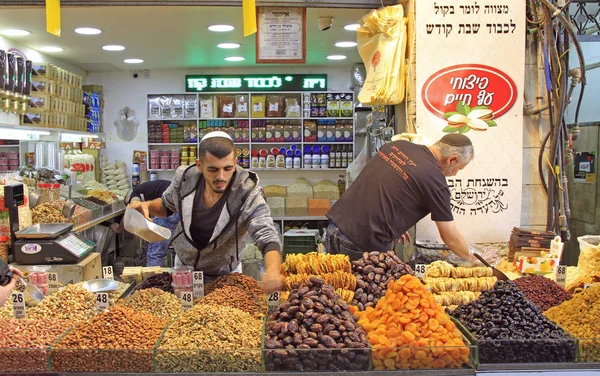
[267,292,280,315]
[180,292,194,311]
[96,293,109,312]
[12,292,26,319]
[415,264,427,279]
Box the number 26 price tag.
[415,264,427,279]
[12,292,26,319]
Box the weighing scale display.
[57,234,93,257]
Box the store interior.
[0,0,599,374]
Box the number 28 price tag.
[193,271,204,299]
[267,292,280,315]
[180,292,194,311]
[12,292,26,319]
[415,264,427,279]
[96,293,109,312]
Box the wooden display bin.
[11,252,102,285]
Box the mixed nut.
[197,285,265,319]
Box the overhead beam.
[0,0,396,8]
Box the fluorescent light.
[102,45,125,51]
[335,41,357,48]
[75,27,102,35]
[0,128,50,140]
[344,24,360,31]
[61,132,99,142]
[224,56,245,62]
[327,55,347,60]
[0,29,31,37]
[124,58,144,64]
[208,24,235,32]
[217,43,241,49]
[39,46,64,53]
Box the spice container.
[51,183,61,202]
[0,236,8,263]
[27,265,51,296]
[37,183,53,204]
[172,265,193,298]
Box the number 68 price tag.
[267,292,280,315]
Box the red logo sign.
[422,64,518,119]
[371,51,381,71]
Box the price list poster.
[415,0,526,242]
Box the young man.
[325,133,477,263]
[125,180,179,267]
[128,131,282,292]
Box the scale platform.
[13,223,96,265]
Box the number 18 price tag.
[12,292,26,319]
[415,264,427,280]
[102,266,114,280]
[193,271,204,299]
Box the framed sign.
[256,7,306,64]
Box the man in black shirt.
[326,134,476,262]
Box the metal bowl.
[83,279,119,293]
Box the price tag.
[415,264,427,279]
[555,265,567,288]
[48,272,59,294]
[102,266,114,280]
[193,271,205,299]
[180,292,194,311]
[267,292,281,315]
[96,292,109,312]
[12,292,26,319]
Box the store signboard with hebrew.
[415,0,525,243]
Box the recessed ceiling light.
[217,42,241,49]
[224,56,245,62]
[208,24,235,32]
[0,29,31,37]
[344,24,360,31]
[75,27,102,35]
[39,46,64,53]
[124,58,144,64]
[327,55,347,60]
[102,45,125,51]
[335,41,357,48]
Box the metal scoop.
[62,200,76,219]
[16,276,45,304]
[474,253,509,281]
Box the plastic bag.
[577,235,600,276]
[114,107,140,142]
[357,4,408,105]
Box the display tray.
[14,223,73,239]
[477,361,600,371]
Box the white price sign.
[555,265,567,288]
[267,292,281,315]
[102,266,114,280]
[193,271,205,299]
[48,272,59,294]
[96,292,109,312]
[180,292,194,311]
[12,292,26,319]
[415,264,427,279]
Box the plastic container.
[0,235,8,263]
[171,265,194,298]
[37,183,53,204]
[51,183,61,202]
[27,265,51,296]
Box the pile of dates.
[451,281,576,364]
[265,277,370,372]
[352,251,414,311]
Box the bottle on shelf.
[338,175,346,196]
[311,145,321,169]
[320,145,330,169]
[303,145,312,169]
[329,145,336,168]
[347,145,354,165]
[294,149,302,169]
[335,145,342,168]
[285,150,293,169]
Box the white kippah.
[201,131,233,143]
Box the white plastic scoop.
[123,207,172,243]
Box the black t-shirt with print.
[190,175,229,250]
[327,140,453,252]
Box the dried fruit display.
[196,286,265,319]
[0,318,71,372]
[284,271,356,291]
[205,272,264,306]
[426,260,493,278]
[137,272,175,294]
[452,281,576,363]
[544,285,600,362]
[352,251,414,311]
[118,288,182,321]
[265,277,370,372]
[50,306,166,372]
[513,274,571,312]
[156,304,262,372]
[282,253,352,275]
[353,274,471,370]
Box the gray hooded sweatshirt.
[162,165,281,277]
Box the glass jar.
[27,265,51,296]
[37,183,52,204]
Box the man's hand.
[398,231,411,245]
[0,267,24,307]
[260,270,283,293]
[127,201,152,222]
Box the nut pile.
[27,284,96,322]
[31,202,70,224]
[205,272,264,306]
[197,286,265,319]
[513,274,571,312]
[51,306,166,372]
[352,251,414,311]
[452,281,576,363]
[265,277,370,372]
[544,285,600,362]
[353,274,471,370]
[137,272,175,294]
[156,304,262,372]
[118,288,182,321]
[0,299,13,318]
[0,318,71,372]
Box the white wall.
[85,66,354,186]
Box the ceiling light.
[327,55,347,60]
[75,27,102,35]
[335,41,357,48]
[344,24,360,31]
[208,24,235,32]
[124,58,144,64]
[224,56,245,62]
[217,43,241,49]
[39,46,64,53]
[0,29,31,37]
[102,45,125,51]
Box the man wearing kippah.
[128,131,282,292]
[325,134,477,263]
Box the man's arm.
[262,250,282,293]
[128,198,168,221]
[435,221,475,262]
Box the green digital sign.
[185,74,327,92]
